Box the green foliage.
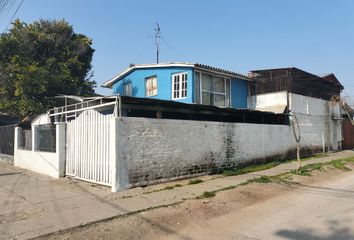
[223,161,281,176]
[198,191,216,199]
[188,179,204,185]
[0,19,95,117]
[330,159,352,171]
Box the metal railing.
[35,124,56,152]
[18,128,32,151]
[48,96,119,122]
[0,124,15,155]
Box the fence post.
[110,118,118,192]
[56,122,66,177]
[14,127,20,166]
[110,117,129,192]
[32,125,36,152]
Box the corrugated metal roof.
[102,62,251,88]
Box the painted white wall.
[31,113,51,126]
[14,123,66,179]
[112,117,296,191]
[111,93,343,191]
[250,92,342,151]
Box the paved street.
[0,150,353,239]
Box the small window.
[145,76,157,97]
[124,82,132,96]
[172,73,187,99]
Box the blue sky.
[3,0,354,102]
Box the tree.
[0,19,95,117]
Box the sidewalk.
[0,150,353,240]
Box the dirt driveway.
[40,161,354,240]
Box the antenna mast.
[154,22,161,63]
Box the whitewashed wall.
[250,92,342,151]
[111,117,297,191]
[14,123,66,178]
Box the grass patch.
[222,153,330,177]
[121,195,133,199]
[197,191,216,199]
[222,162,281,176]
[189,179,204,185]
[330,159,352,171]
[292,157,354,176]
[144,183,184,194]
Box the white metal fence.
[66,109,113,186]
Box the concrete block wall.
[112,117,298,191]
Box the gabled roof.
[102,62,251,88]
[320,73,344,90]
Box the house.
[248,67,344,151]
[102,62,251,109]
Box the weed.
[197,191,216,199]
[189,179,203,185]
[164,186,175,190]
[252,175,273,183]
[121,195,133,199]
[223,162,281,176]
[330,160,352,171]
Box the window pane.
[194,72,200,103]
[146,76,157,97]
[202,74,213,91]
[145,78,150,96]
[214,76,225,93]
[225,78,230,107]
[124,83,132,96]
[182,73,187,98]
[214,94,225,107]
[202,92,212,105]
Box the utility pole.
[154,22,161,64]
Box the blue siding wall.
[231,78,248,108]
[112,67,194,104]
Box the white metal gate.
[66,109,113,186]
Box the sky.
[2,0,354,103]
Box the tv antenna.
[154,22,161,63]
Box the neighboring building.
[248,67,344,151]
[248,67,343,102]
[102,62,251,109]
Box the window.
[195,71,230,107]
[124,82,132,96]
[145,76,157,97]
[172,72,187,99]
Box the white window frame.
[195,70,231,107]
[172,72,188,100]
[145,75,157,97]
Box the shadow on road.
[0,171,23,177]
[276,220,354,240]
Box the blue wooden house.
[102,62,251,109]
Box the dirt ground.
[35,163,354,240]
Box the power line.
[1,0,16,20]
[161,35,188,59]
[0,0,12,16]
[2,0,23,34]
